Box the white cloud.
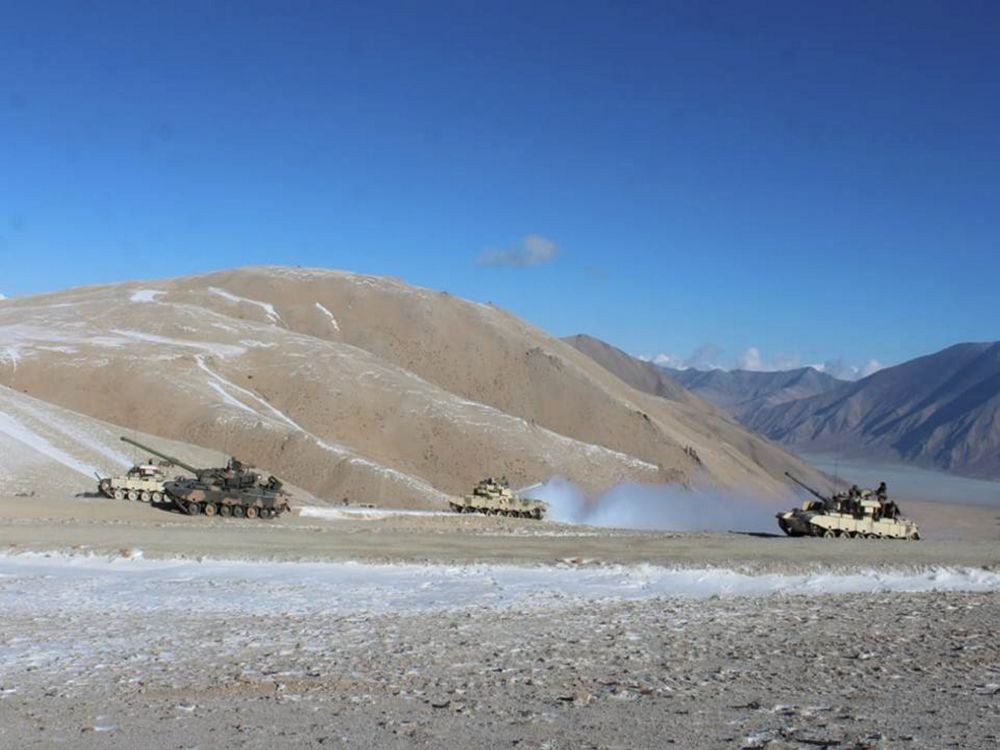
[811,357,885,380]
[477,234,560,268]
[738,346,764,371]
[638,353,686,369]
[0,293,6,300]
[859,359,883,377]
[641,343,883,380]
[737,347,801,372]
[684,343,723,370]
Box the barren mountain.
[0,267,822,506]
[665,366,847,421]
[747,342,1000,479]
[0,384,268,500]
[562,334,693,404]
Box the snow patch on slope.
[109,330,246,358]
[209,286,283,324]
[12,398,132,470]
[129,289,164,303]
[315,302,340,331]
[0,412,101,478]
[193,356,445,498]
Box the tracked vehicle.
[96,463,170,504]
[120,437,291,519]
[450,477,548,520]
[778,472,919,540]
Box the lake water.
[799,453,1000,508]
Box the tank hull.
[97,469,169,504]
[449,494,547,519]
[777,508,920,540]
[165,480,291,519]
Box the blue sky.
[1,1,997,375]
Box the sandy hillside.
[0,384,314,500]
[0,266,823,507]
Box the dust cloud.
[525,477,790,534]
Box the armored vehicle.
[96,462,170,504]
[778,472,920,540]
[120,437,291,519]
[450,477,548,519]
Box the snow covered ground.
[2,552,998,621]
[298,505,451,521]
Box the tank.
[778,472,920,540]
[96,462,170,504]
[450,477,548,520]
[119,437,291,519]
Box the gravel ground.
[1,493,998,749]
[1,493,999,571]
[1,591,998,749]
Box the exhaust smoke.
[525,477,789,533]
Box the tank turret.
[784,472,834,507]
[120,436,199,475]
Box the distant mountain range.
[566,336,1000,480]
[664,366,845,421]
[744,342,1000,479]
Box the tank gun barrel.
[784,472,832,504]
[120,436,198,475]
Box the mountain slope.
[0,267,822,505]
[562,335,694,404]
[0,384,264,500]
[666,367,847,421]
[747,342,1000,479]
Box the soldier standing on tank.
[876,482,899,519]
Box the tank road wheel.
[113,489,125,501]
[140,491,151,503]
[233,506,245,519]
[127,490,139,502]
[245,506,259,520]
[151,492,163,503]
[186,501,201,516]
[203,503,217,517]
[219,505,232,518]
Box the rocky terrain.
[0,267,824,507]
[1,547,998,750]
[1,479,998,750]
